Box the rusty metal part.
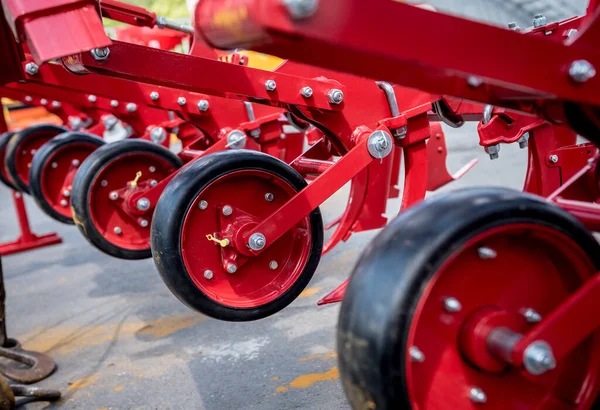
[0,374,60,410]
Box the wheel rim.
[40,143,98,218]
[180,169,312,308]
[12,131,57,188]
[89,152,177,251]
[405,223,600,410]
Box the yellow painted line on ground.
[114,386,124,392]
[298,287,323,298]
[274,367,340,393]
[299,351,337,361]
[69,375,98,390]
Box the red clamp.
[477,108,546,147]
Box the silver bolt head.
[367,130,393,159]
[485,144,501,160]
[569,60,596,83]
[469,387,487,403]
[409,346,425,363]
[301,86,313,98]
[478,247,497,259]
[150,179,158,187]
[204,270,214,280]
[443,297,462,313]
[566,28,578,39]
[197,100,210,112]
[248,233,267,251]
[222,205,233,216]
[199,200,208,210]
[265,80,277,91]
[150,127,167,144]
[533,14,547,28]
[507,21,520,30]
[549,154,559,163]
[60,199,68,207]
[25,62,39,75]
[110,100,119,108]
[523,308,542,323]
[327,89,344,104]
[518,132,530,149]
[51,101,61,108]
[72,159,80,167]
[177,97,187,106]
[149,91,160,101]
[126,103,137,113]
[269,260,279,270]
[91,47,110,60]
[136,198,151,211]
[40,99,48,106]
[24,96,33,102]
[63,189,71,197]
[523,341,557,375]
[101,180,108,187]
[282,0,319,20]
[109,191,119,200]
[139,219,149,228]
[51,162,58,169]
[88,95,97,103]
[467,76,483,88]
[113,226,122,235]
[226,130,247,149]
[227,263,237,274]
[265,193,274,202]
[149,166,156,173]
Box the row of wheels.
[0,124,323,322]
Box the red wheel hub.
[40,143,98,218]
[405,224,600,410]
[89,153,177,250]
[13,132,56,186]
[181,170,312,308]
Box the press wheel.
[151,150,323,322]
[29,131,105,224]
[5,124,68,193]
[71,139,182,259]
[338,188,600,410]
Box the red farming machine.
[2,0,600,409]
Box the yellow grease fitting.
[206,234,230,247]
[131,171,142,188]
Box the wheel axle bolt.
[248,233,267,251]
[227,263,237,274]
[101,180,108,187]
[114,226,122,235]
[222,205,233,216]
[204,270,214,280]
[91,47,110,60]
[265,80,277,92]
[109,191,119,200]
[197,100,210,112]
[549,154,559,163]
[524,341,556,375]
[301,86,313,98]
[25,62,39,76]
[469,387,487,404]
[72,159,80,167]
[265,193,274,202]
[139,219,149,228]
[63,190,71,197]
[327,89,344,104]
[60,199,68,207]
[177,97,187,106]
[409,346,425,363]
[523,308,542,323]
[149,91,159,101]
[443,297,462,313]
[136,198,151,211]
[269,260,278,270]
[199,200,208,210]
[477,247,497,259]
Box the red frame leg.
[0,191,62,256]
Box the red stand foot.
[0,191,62,256]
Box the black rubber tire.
[71,139,183,259]
[0,131,19,191]
[5,124,68,194]
[337,187,600,410]
[29,131,105,224]
[151,150,324,322]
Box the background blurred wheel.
[71,139,182,259]
[0,131,19,191]
[5,124,68,193]
[338,187,600,410]
[151,150,323,321]
[29,131,105,224]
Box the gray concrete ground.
[1,123,526,409]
